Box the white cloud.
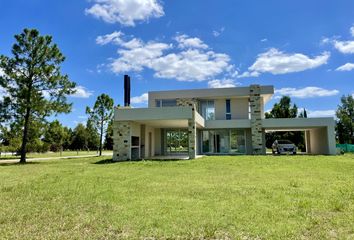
[335,63,354,71]
[298,108,336,118]
[131,93,148,104]
[240,48,330,77]
[275,87,339,99]
[351,25,354,37]
[71,86,94,98]
[98,31,236,81]
[333,40,354,54]
[212,27,225,37]
[260,38,268,42]
[175,34,208,49]
[85,0,164,27]
[208,79,238,88]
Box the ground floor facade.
[112,106,336,161]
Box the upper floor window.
[156,99,177,107]
[226,99,231,120]
[200,100,215,120]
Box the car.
[272,140,297,155]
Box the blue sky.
[1,0,353,128]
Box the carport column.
[113,121,131,161]
[188,103,197,159]
[249,85,264,155]
[327,123,336,155]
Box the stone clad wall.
[177,98,198,159]
[177,98,199,110]
[113,121,131,161]
[249,85,264,155]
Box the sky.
[0,0,353,128]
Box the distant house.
[113,76,336,161]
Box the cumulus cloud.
[208,79,238,88]
[335,62,354,71]
[175,34,208,49]
[275,87,339,99]
[239,48,329,77]
[131,93,148,104]
[97,31,236,81]
[298,108,335,118]
[85,0,164,27]
[333,40,354,54]
[71,86,94,98]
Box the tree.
[43,120,69,152]
[70,123,88,150]
[86,119,100,151]
[265,96,298,118]
[265,96,305,151]
[103,119,114,150]
[86,94,114,156]
[0,29,76,163]
[336,95,354,144]
[299,108,308,118]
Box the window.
[226,99,231,120]
[200,100,215,120]
[156,99,177,107]
[201,129,245,154]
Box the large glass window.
[166,130,188,154]
[201,129,245,154]
[156,99,177,107]
[200,100,215,120]
[226,99,231,120]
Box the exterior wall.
[214,99,225,120]
[113,121,131,161]
[249,85,264,154]
[154,128,161,155]
[188,104,197,159]
[144,125,155,158]
[245,129,253,155]
[309,127,328,154]
[231,98,249,119]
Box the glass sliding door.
[201,129,246,154]
[166,129,188,154]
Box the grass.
[0,155,353,239]
[0,150,112,160]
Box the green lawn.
[1,155,353,239]
[0,150,112,160]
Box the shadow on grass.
[0,161,41,167]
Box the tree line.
[0,29,114,163]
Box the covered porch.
[113,106,204,161]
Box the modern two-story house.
[113,76,336,161]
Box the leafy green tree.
[70,123,88,151]
[265,96,298,118]
[86,119,100,151]
[336,95,354,144]
[103,119,114,150]
[265,96,305,151]
[0,29,76,163]
[86,94,114,156]
[43,120,70,152]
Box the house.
[113,75,336,161]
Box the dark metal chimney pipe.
[124,74,131,106]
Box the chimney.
[124,74,131,107]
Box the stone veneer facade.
[249,85,263,154]
[177,98,197,159]
[113,120,131,161]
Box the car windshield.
[278,140,293,144]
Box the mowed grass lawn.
[0,150,112,160]
[1,155,353,239]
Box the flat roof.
[148,85,274,103]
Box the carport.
[262,118,336,155]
